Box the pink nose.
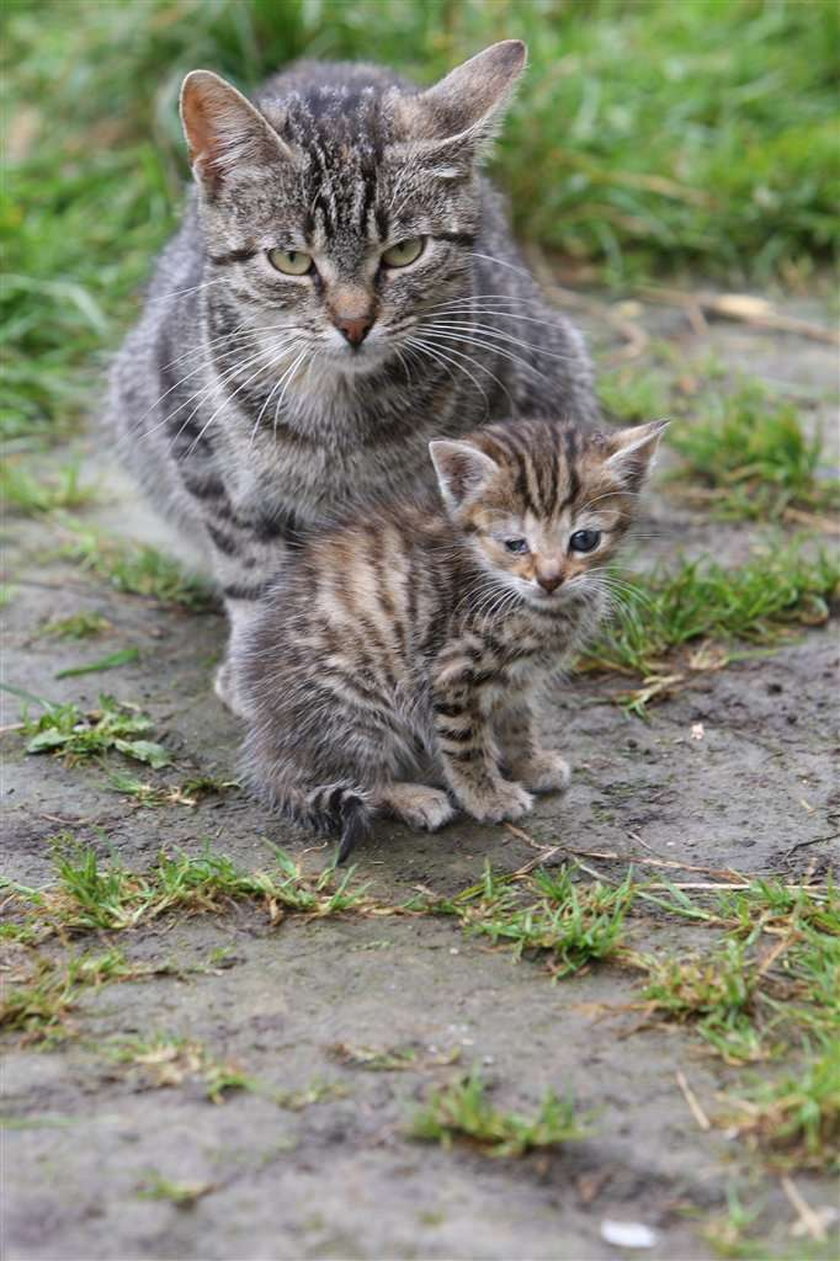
[333,314,373,347]
[537,572,564,593]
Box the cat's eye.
[381,237,425,268]
[505,538,530,555]
[267,248,313,276]
[569,529,601,553]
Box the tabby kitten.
[238,417,666,861]
[107,41,599,714]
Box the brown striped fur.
[237,417,665,860]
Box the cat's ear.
[397,40,526,160]
[604,419,669,487]
[180,70,293,194]
[429,439,500,510]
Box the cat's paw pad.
[213,662,248,719]
[517,750,571,794]
[464,780,534,824]
[382,785,455,832]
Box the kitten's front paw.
[515,750,571,794]
[460,780,534,824]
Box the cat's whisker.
[272,345,312,435]
[404,335,492,413]
[467,251,535,281]
[137,325,308,442]
[145,278,226,306]
[406,333,515,413]
[185,347,283,456]
[419,319,579,365]
[248,338,308,446]
[417,327,551,386]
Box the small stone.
[600,1220,659,1249]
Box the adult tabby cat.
[108,40,599,713]
[239,417,665,862]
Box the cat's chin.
[322,344,392,378]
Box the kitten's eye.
[267,248,313,276]
[381,237,425,268]
[569,529,601,553]
[504,538,530,555]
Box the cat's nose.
[333,313,373,347]
[536,570,564,593]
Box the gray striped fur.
[106,43,600,710]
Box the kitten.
[107,41,600,714]
[237,417,666,861]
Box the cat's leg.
[494,696,571,794]
[373,782,455,831]
[203,516,298,718]
[431,668,534,824]
[214,593,265,717]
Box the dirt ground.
[2,294,838,1261]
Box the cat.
[107,40,600,715]
[237,416,666,862]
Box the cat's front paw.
[213,661,249,719]
[460,779,534,824]
[514,750,571,794]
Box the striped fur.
[237,417,665,860]
[106,44,599,713]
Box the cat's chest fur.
[219,357,491,521]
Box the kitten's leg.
[373,782,455,831]
[495,697,570,794]
[431,672,534,824]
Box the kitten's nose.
[536,570,564,593]
[333,313,373,347]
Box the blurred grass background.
[2,0,838,441]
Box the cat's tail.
[305,783,373,865]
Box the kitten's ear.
[429,439,500,510]
[604,419,669,487]
[398,40,526,157]
[180,70,293,194]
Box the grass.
[55,647,140,679]
[668,381,840,522]
[3,0,836,442]
[136,1173,217,1208]
[409,1067,586,1158]
[109,1033,253,1104]
[2,839,370,936]
[0,948,150,1044]
[0,460,96,514]
[452,864,636,978]
[722,1046,840,1174]
[585,545,840,693]
[61,531,215,609]
[36,611,110,639]
[105,771,239,807]
[635,879,839,1063]
[20,693,171,768]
